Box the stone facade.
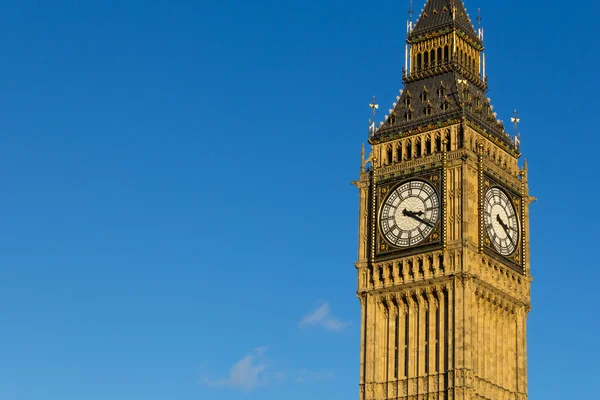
[354,122,532,399]
[353,3,532,396]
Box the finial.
[511,109,521,133]
[450,0,457,21]
[477,9,483,41]
[482,53,486,78]
[405,1,413,72]
[361,143,366,173]
[368,96,379,137]
[511,109,521,148]
[520,158,528,181]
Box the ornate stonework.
[352,2,531,399]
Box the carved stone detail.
[355,71,531,400]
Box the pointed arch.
[396,142,403,162]
[425,135,432,155]
[438,83,446,98]
[405,92,412,107]
[385,144,394,165]
[422,88,429,102]
[386,144,393,165]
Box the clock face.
[483,187,519,256]
[380,180,440,248]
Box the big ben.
[353,1,533,399]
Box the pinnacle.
[412,0,478,40]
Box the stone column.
[437,285,446,397]
[427,289,436,397]
[388,296,399,399]
[366,294,375,400]
[376,297,387,398]
[418,290,426,396]
[477,292,484,380]
[516,306,528,397]
[407,294,418,398]
[447,283,454,400]
[381,299,390,399]
[359,294,367,400]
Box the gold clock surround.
[480,176,524,271]
[375,172,443,258]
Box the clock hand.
[496,214,515,246]
[402,209,435,228]
[496,214,509,230]
[407,210,425,216]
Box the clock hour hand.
[406,210,424,217]
[403,209,435,228]
[496,214,515,245]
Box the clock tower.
[353,1,533,399]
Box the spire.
[369,0,518,157]
[411,0,478,41]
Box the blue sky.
[0,1,598,399]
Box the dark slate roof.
[411,0,478,41]
[371,69,516,152]
[368,1,517,153]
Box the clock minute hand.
[496,214,515,246]
[403,209,435,228]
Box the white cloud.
[298,302,351,332]
[200,347,269,392]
